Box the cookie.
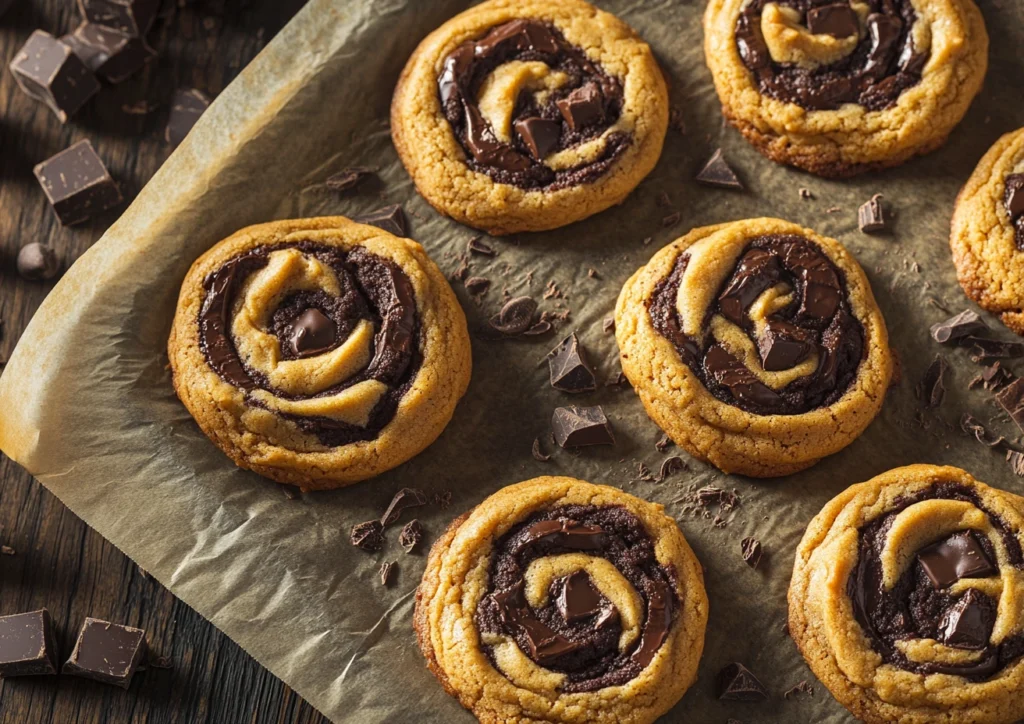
[615,217,892,477]
[789,464,1024,724]
[951,128,1024,335]
[415,477,708,724]
[391,0,669,235]
[168,217,471,489]
[703,0,988,177]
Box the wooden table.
[0,1,328,721]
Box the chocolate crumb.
[798,188,814,200]
[917,354,947,408]
[741,537,763,569]
[532,437,551,462]
[960,413,1007,449]
[468,237,496,256]
[657,191,672,207]
[966,336,1024,362]
[524,320,553,336]
[398,520,423,553]
[280,485,297,500]
[784,680,814,699]
[379,561,395,586]
[1008,451,1024,477]
[587,268,600,279]
[668,107,686,134]
[434,491,452,510]
[354,205,406,236]
[146,655,173,669]
[380,488,427,526]
[636,462,656,482]
[325,167,374,193]
[350,520,384,552]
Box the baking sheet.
[1,0,1023,721]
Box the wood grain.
[0,1,328,722]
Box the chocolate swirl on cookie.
[438,19,629,189]
[848,482,1024,680]
[1005,174,1024,250]
[198,243,420,446]
[648,234,864,415]
[735,0,929,111]
[475,504,676,692]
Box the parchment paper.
[2,0,1023,721]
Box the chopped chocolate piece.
[1008,450,1024,477]
[514,117,560,160]
[807,3,858,37]
[379,561,396,586]
[917,531,997,588]
[523,320,552,336]
[655,434,672,452]
[350,520,384,552]
[1007,176,1024,223]
[758,318,811,371]
[858,194,888,233]
[551,405,614,448]
[9,31,100,123]
[354,204,407,237]
[63,618,146,688]
[799,187,814,200]
[556,571,605,622]
[636,462,656,482]
[380,487,428,526]
[489,296,537,336]
[78,0,159,36]
[548,333,597,394]
[16,243,60,281]
[917,354,947,408]
[465,276,490,295]
[996,378,1024,434]
[325,167,374,193]
[398,520,423,553]
[165,88,211,147]
[960,414,1006,449]
[717,662,768,701]
[657,456,685,481]
[33,140,122,226]
[603,317,615,334]
[980,362,1013,390]
[62,23,156,83]
[741,537,762,569]
[290,308,336,357]
[784,680,814,698]
[967,336,1024,361]
[695,149,743,190]
[0,610,59,677]
[930,310,987,343]
[940,589,994,649]
[467,237,496,256]
[531,437,551,462]
[556,82,604,131]
[587,268,600,279]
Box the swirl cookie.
[615,218,891,477]
[391,0,668,235]
[168,217,471,489]
[415,477,707,724]
[951,128,1024,335]
[703,0,988,177]
[789,465,1024,723]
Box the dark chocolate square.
[33,140,123,226]
[78,0,159,37]
[917,531,997,588]
[0,609,59,677]
[165,88,211,147]
[9,30,100,123]
[63,617,146,688]
[62,23,156,83]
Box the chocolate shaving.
[657,456,685,482]
[1008,450,1024,477]
[350,520,384,552]
[325,167,374,193]
[523,320,553,336]
[916,354,947,408]
[465,276,491,295]
[380,488,428,526]
[467,237,496,256]
[996,378,1024,434]
[489,296,538,336]
[960,414,1007,449]
[531,437,551,462]
[379,561,395,586]
[965,336,1024,361]
[930,310,987,344]
[603,317,615,334]
[696,149,743,190]
[398,520,423,553]
[655,434,673,452]
[741,537,762,569]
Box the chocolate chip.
[514,117,561,160]
[380,487,427,526]
[917,354,947,408]
[717,662,768,701]
[551,405,614,448]
[741,537,762,569]
[531,437,551,462]
[62,23,156,84]
[378,561,396,586]
[465,276,490,295]
[858,194,889,233]
[668,107,686,134]
[467,237,496,256]
[556,82,604,131]
[350,520,384,552]
[807,3,859,37]
[696,149,743,190]
[548,333,597,394]
[489,296,537,336]
[9,31,100,123]
[16,243,60,281]
[33,140,122,226]
[657,456,685,482]
[325,167,374,193]
[930,310,987,343]
[996,378,1024,434]
[398,520,423,553]
[0,610,58,677]
[917,531,997,588]
[290,308,336,357]
[940,589,994,649]
[354,205,407,237]
[165,88,211,147]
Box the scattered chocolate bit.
[9,30,100,123]
[960,413,1006,449]
[798,187,814,200]
[16,243,60,281]
[398,520,423,553]
[79,0,159,36]
[523,320,553,336]
[62,618,146,688]
[165,88,211,147]
[783,680,814,699]
[1008,450,1024,477]
[0,545,15,556]
[467,237,496,256]
[434,491,452,510]
[465,276,491,295]
[661,211,681,227]
[657,191,672,208]
[696,149,743,190]
[930,310,987,343]
[655,434,673,452]
[668,107,686,134]
[489,296,538,336]
[0,610,59,677]
[551,405,614,448]
[325,167,374,193]
[378,561,395,587]
[980,362,1013,390]
[696,486,739,510]
[657,456,685,482]
[717,662,768,701]
[354,205,407,237]
[587,268,600,279]
[33,140,122,225]
[380,488,428,526]
[858,194,888,233]
[62,23,156,83]
[531,437,551,462]
[280,485,297,500]
[548,333,597,394]
[917,354,947,408]
[602,317,615,334]
[917,531,996,588]
[350,520,384,552]
[741,537,762,569]
[996,378,1024,434]
[636,462,656,482]
[807,3,858,37]
[826,205,842,214]
[967,336,1024,361]
[940,589,994,649]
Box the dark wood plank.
[0,1,327,722]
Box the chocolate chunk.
[494,581,583,665]
[398,520,423,553]
[289,308,336,357]
[354,204,407,237]
[33,140,122,226]
[465,277,491,295]
[940,589,994,650]
[62,23,156,83]
[551,405,614,448]
[705,345,783,410]
[661,211,681,228]
[531,437,551,462]
[63,618,146,688]
[489,296,538,336]
[930,310,987,343]
[165,88,211,147]
[807,3,859,38]
[548,333,597,394]
[380,487,427,526]
[967,336,1024,361]
[9,31,100,123]
[917,354,947,409]
[717,248,781,324]
[16,243,60,281]
[379,561,396,586]
[717,662,768,701]
[758,318,811,371]
[1006,175,1024,222]
[996,378,1024,434]
[78,0,158,36]
[695,149,743,190]
[514,117,561,160]
[863,14,903,79]
[657,456,685,482]
[0,610,59,677]
[557,571,606,623]
[917,531,997,588]
[467,237,496,256]
[350,520,384,552]
[556,82,604,131]
[325,167,374,193]
[741,537,762,569]
[858,194,888,233]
